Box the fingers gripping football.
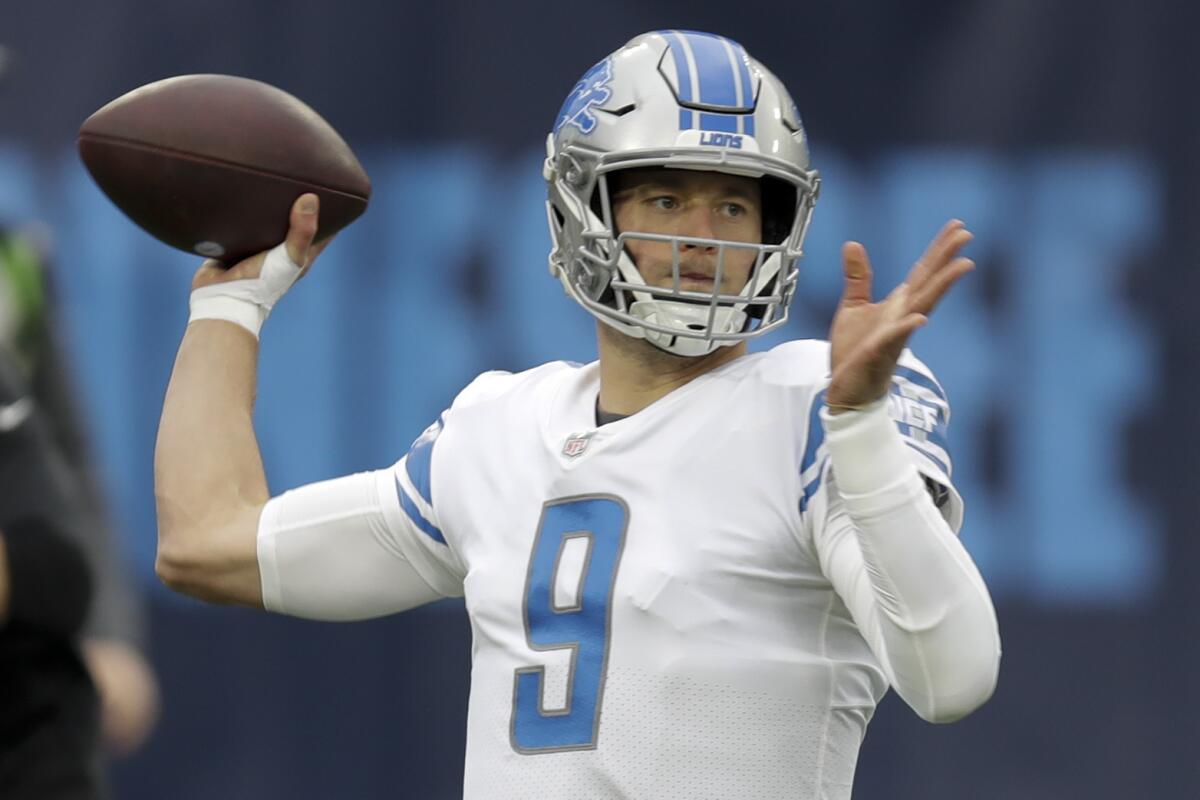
[188,194,330,339]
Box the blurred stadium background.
[1,0,1194,797]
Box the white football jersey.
[370,339,960,799]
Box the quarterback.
[155,31,1000,799]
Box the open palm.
[826,220,975,411]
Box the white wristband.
[821,396,923,512]
[187,242,303,338]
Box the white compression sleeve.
[816,399,1001,723]
[257,470,446,621]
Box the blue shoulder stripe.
[799,456,828,513]
[798,389,827,513]
[395,476,446,545]
[889,374,951,466]
[404,416,443,505]
[893,365,947,404]
[895,416,950,455]
[889,370,953,476]
[799,389,826,478]
[905,441,950,477]
[799,381,953,513]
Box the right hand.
[191,193,333,291]
[825,220,973,412]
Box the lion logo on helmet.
[554,58,614,136]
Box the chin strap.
[628,299,747,357]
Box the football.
[78,74,371,264]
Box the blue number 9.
[510,495,629,753]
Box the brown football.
[78,74,370,264]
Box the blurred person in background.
[155,31,999,798]
[0,348,99,798]
[0,42,159,788]
[0,225,161,761]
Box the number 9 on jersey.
[511,495,629,753]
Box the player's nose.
[677,205,719,247]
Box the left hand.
[826,220,974,412]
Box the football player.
[156,30,1000,798]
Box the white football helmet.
[545,30,820,357]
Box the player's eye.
[720,201,747,218]
[650,195,679,211]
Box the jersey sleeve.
[887,350,963,531]
[795,352,1000,722]
[255,464,461,621]
[806,463,1000,722]
[798,350,963,534]
[387,413,468,594]
[256,372,526,621]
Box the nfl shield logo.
[563,432,593,458]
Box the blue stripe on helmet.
[733,42,754,108]
[661,31,757,131]
[699,112,738,133]
[682,31,739,108]
[666,30,694,104]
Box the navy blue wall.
[2,1,1195,796]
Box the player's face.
[610,168,763,295]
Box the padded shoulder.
[746,340,832,390]
[450,362,583,411]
